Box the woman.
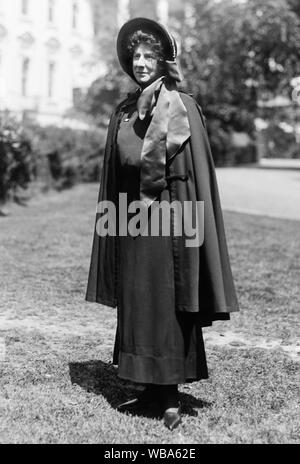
[85,18,239,430]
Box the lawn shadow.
[179,391,212,417]
[69,360,212,419]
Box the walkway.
[216,166,300,221]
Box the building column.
[156,0,169,24]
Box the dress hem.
[117,350,209,385]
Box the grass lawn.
[0,183,299,444]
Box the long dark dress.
[115,101,208,385]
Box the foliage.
[174,0,300,163]
[90,0,119,63]
[86,0,300,164]
[0,112,35,204]
[87,0,133,124]
[261,123,300,158]
[85,59,133,126]
[25,124,107,189]
[287,0,300,18]
[0,110,107,207]
[178,0,300,109]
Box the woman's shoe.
[116,387,157,412]
[163,402,182,430]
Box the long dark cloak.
[85,92,239,326]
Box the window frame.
[21,56,30,97]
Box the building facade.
[0,0,98,126]
[0,0,183,126]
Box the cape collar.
[135,76,191,207]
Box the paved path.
[216,167,300,221]
[259,158,300,169]
[0,317,298,362]
[202,329,300,362]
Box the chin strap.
[137,69,191,207]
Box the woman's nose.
[136,55,146,66]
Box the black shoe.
[116,388,157,412]
[163,402,182,430]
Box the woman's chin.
[136,77,150,86]
[136,76,161,88]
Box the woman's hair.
[127,30,165,62]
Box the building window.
[22,57,30,97]
[21,0,29,15]
[48,61,55,99]
[72,1,79,30]
[48,0,55,23]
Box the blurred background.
[0,0,300,210]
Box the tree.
[86,0,135,124]
[85,0,300,163]
[85,60,133,126]
[178,0,300,117]
[287,0,300,18]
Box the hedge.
[25,124,107,189]
[0,112,35,204]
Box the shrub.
[206,118,258,166]
[24,124,107,189]
[261,123,299,158]
[0,112,107,209]
[0,112,35,204]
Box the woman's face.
[132,43,163,87]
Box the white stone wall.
[0,0,98,123]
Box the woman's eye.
[133,52,156,61]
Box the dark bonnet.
[117,17,177,82]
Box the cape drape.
[85,91,239,327]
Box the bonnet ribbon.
[137,60,191,207]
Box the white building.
[0,0,100,126]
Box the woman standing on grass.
[85,17,239,430]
